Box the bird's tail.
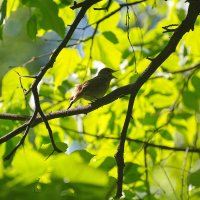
[67,90,79,110]
[67,99,74,110]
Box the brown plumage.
[67,68,116,109]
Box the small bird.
[67,68,117,109]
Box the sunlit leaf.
[1,1,200,199]
[51,153,108,186]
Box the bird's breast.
[82,78,111,101]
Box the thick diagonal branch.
[2,0,101,158]
[114,0,200,198]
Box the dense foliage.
[0,0,200,199]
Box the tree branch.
[1,0,102,158]
[0,0,200,197]
[0,84,132,144]
[84,0,146,29]
[114,0,200,198]
[115,92,137,198]
[26,0,101,96]
[3,110,38,160]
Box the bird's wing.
[67,82,90,109]
[70,82,90,100]
[82,77,110,100]
[83,77,102,90]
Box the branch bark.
[114,0,200,198]
[1,0,102,158]
[0,0,200,197]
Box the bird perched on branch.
[67,68,117,109]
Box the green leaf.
[174,112,192,119]
[99,156,116,171]
[177,8,186,21]
[0,24,3,40]
[35,0,65,37]
[27,14,37,39]
[69,183,109,200]
[51,153,108,186]
[191,75,200,97]
[21,0,65,37]
[75,150,94,163]
[87,34,121,67]
[147,147,157,163]
[103,31,119,44]
[122,48,131,59]
[59,0,73,6]
[124,162,142,183]
[141,112,158,125]
[0,0,7,40]
[160,130,173,141]
[39,84,55,99]
[20,0,30,4]
[0,0,7,25]
[57,142,68,151]
[10,149,47,185]
[188,169,200,187]
[39,142,67,156]
[182,90,199,111]
[3,139,19,167]
[171,122,187,132]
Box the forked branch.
[114,0,200,198]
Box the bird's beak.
[111,70,118,79]
[112,74,117,79]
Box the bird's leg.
[89,96,100,104]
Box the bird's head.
[98,68,117,79]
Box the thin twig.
[114,1,200,197]
[22,51,53,67]
[32,88,62,152]
[160,165,179,200]
[144,145,151,198]
[2,0,102,159]
[162,24,179,33]
[94,0,112,11]
[86,23,99,75]
[180,147,189,200]
[4,110,38,160]
[84,0,146,29]
[145,67,198,145]
[171,63,200,74]
[125,0,137,73]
